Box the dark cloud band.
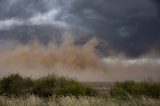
[0,0,160,57]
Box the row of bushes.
[0,74,97,97]
[111,81,160,98]
[1,74,159,98]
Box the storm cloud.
[0,0,160,56]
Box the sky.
[0,0,160,81]
[0,0,160,57]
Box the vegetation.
[0,74,96,97]
[0,95,160,106]
[0,74,160,105]
[111,80,160,99]
[0,74,33,96]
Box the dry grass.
[0,95,160,106]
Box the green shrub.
[111,81,160,98]
[111,86,128,98]
[64,80,86,96]
[85,87,97,96]
[32,74,57,97]
[0,74,33,96]
[53,80,90,96]
[148,83,160,98]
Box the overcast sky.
[0,0,160,57]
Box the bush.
[32,74,57,97]
[53,80,86,96]
[85,87,97,96]
[147,82,160,98]
[53,79,96,96]
[0,74,33,96]
[111,81,160,98]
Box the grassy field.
[0,95,160,106]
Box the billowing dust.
[0,38,107,81]
[0,38,159,82]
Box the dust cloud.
[0,38,159,82]
[0,38,107,81]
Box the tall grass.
[0,95,160,106]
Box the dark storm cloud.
[0,0,70,30]
[155,0,160,15]
[0,0,50,19]
[66,0,160,56]
[0,0,160,56]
